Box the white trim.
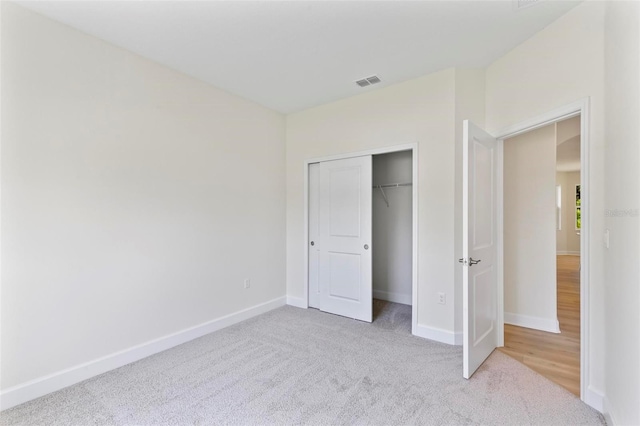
[493,100,582,140]
[373,290,412,306]
[603,396,618,425]
[455,330,463,345]
[0,1,4,416]
[584,386,604,414]
[0,296,286,411]
[504,312,560,333]
[413,324,462,346]
[410,145,419,337]
[557,251,580,255]
[579,99,591,409]
[301,162,312,311]
[305,143,417,165]
[286,295,307,309]
[603,411,614,426]
[302,159,310,309]
[301,143,419,337]
[496,140,505,347]
[493,97,592,408]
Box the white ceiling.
[17,1,580,113]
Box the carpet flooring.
[1,301,604,425]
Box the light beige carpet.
[0,301,604,425]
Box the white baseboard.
[603,395,620,424]
[557,251,580,255]
[603,407,614,426]
[504,312,560,333]
[286,295,307,309]
[0,296,286,411]
[373,289,412,306]
[584,385,604,413]
[413,324,461,346]
[454,331,463,345]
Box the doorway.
[304,145,417,333]
[498,115,582,396]
[491,99,591,403]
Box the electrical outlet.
[244,279,251,289]
[438,292,446,305]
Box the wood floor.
[498,255,581,396]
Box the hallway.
[499,255,580,395]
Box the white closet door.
[462,120,498,379]
[308,163,320,309]
[319,156,372,322]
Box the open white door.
[319,155,372,322]
[462,120,498,379]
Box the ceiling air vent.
[366,76,381,84]
[355,75,381,88]
[514,0,540,10]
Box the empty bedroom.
[1,1,638,425]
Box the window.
[575,184,581,230]
[556,185,562,231]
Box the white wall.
[603,1,640,424]
[556,171,581,255]
[503,124,558,332]
[485,0,606,405]
[372,151,412,305]
[286,69,459,340]
[1,1,285,394]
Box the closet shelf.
[373,183,412,207]
[373,182,412,189]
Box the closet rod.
[373,182,412,189]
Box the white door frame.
[303,143,419,334]
[493,98,591,406]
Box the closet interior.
[372,151,413,308]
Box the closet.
[307,150,413,322]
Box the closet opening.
[305,146,416,334]
[371,151,413,330]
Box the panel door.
[318,155,372,322]
[463,120,498,378]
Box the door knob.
[310,241,315,246]
[469,257,481,265]
[364,244,369,250]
